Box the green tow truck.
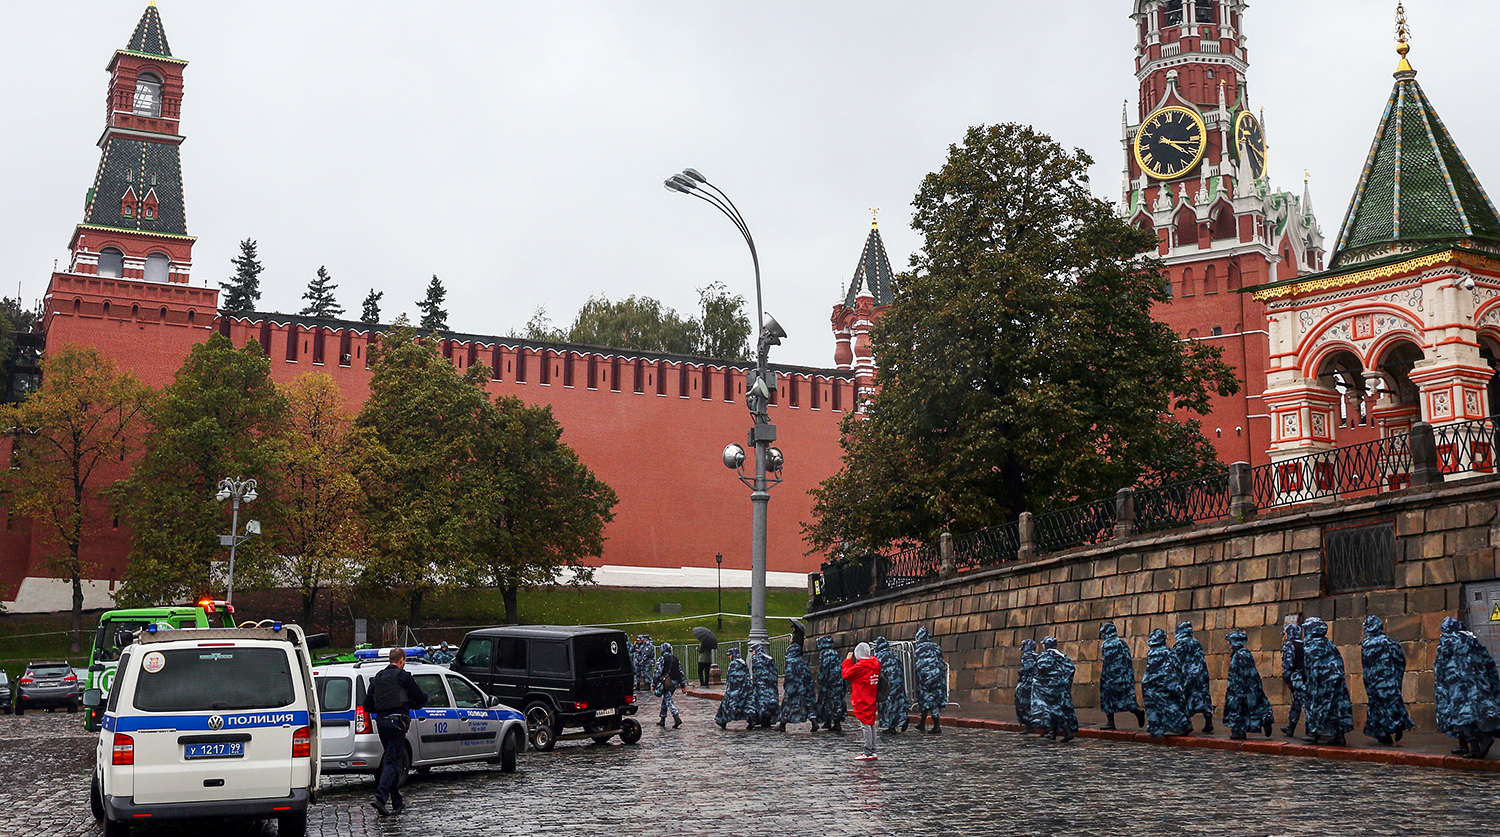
[82,599,239,732]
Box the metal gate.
[1463,580,1500,667]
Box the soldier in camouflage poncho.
[1222,630,1274,740]
[1435,617,1500,759]
[873,636,908,733]
[1028,636,1079,742]
[1279,623,1306,737]
[749,642,781,728]
[913,627,949,733]
[1360,615,1414,745]
[1098,622,1145,730]
[1174,621,1214,733]
[1015,639,1038,733]
[775,641,816,731]
[813,636,846,732]
[632,635,655,691]
[1301,617,1353,746]
[715,647,754,729]
[1142,628,1191,738]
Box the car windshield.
[132,647,295,712]
[577,635,629,674]
[94,620,151,662]
[30,665,72,678]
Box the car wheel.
[525,702,558,752]
[277,810,307,837]
[500,728,519,773]
[414,766,431,776]
[102,816,130,837]
[90,772,105,822]
[67,701,78,714]
[619,717,642,745]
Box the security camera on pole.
[666,168,786,645]
[215,477,261,605]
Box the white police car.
[313,648,526,780]
[84,623,320,837]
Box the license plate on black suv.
[185,742,244,760]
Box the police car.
[313,648,526,780]
[84,622,320,837]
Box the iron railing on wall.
[812,417,1497,610]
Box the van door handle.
[322,720,351,728]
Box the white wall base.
[3,577,118,614]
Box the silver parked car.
[312,659,525,780]
[16,661,81,714]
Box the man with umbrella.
[693,626,717,689]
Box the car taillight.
[63,674,78,683]
[355,706,371,734]
[292,726,311,759]
[18,677,33,685]
[574,701,588,710]
[112,733,134,765]
[624,694,635,704]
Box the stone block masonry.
[808,476,1500,733]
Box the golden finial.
[869,207,880,229]
[1395,3,1414,73]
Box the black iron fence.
[812,418,1498,610]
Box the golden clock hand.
[1159,137,1195,152]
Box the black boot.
[1394,728,1404,743]
[1134,709,1146,728]
[832,721,842,733]
[1263,719,1274,738]
[1061,725,1074,743]
[1230,730,1246,741]
[917,714,928,732]
[1202,714,1214,734]
[673,715,681,729]
[657,717,666,727]
[810,721,819,732]
[900,717,909,732]
[776,722,786,732]
[1328,732,1346,747]
[1472,735,1496,760]
[1452,736,1471,755]
[1376,734,1393,745]
[1102,713,1116,731]
[1281,723,1297,737]
[931,717,941,734]
[1045,722,1058,741]
[1302,733,1322,745]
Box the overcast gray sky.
[4,2,1498,368]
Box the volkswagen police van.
[313,648,526,779]
[84,623,319,837]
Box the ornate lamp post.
[665,169,786,644]
[214,477,261,605]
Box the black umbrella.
[790,619,807,647]
[693,626,718,650]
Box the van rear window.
[133,648,295,712]
[317,676,352,712]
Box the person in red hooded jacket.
[842,641,881,761]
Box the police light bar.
[352,646,428,661]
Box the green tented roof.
[127,4,172,58]
[1331,71,1500,267]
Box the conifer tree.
[417,275,449,331]
[221,238,264,313]
[300,266,344,318]
[360,290,383,324]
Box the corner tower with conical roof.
[43,3,217,386]
[1247,4,1500,480]
[830,213,896,411]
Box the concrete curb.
[680,688,1500,773]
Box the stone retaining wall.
[807,477,1500,732]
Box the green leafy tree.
[300,266,344,319]
[520,307,566,342]
[470,396,617,623]
[806,123,1237,554]
[4,347,151,651]
[277,373,366,626]
[567,294,699,354]
[112,334,288,606]
[360,290,383,324]
[353,327,488,626]
[696,281,751,360]
[221,238,264,313]
[417,275,449,331]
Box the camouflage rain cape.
[1301,617,1354,737]
[814,636,847,726]
[1142,628,1190,736]
[1359,615,1415,741]
[1098,622,1141,715]
[912,627,949,715]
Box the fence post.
[869,554,885,596]
[939,532,955,578]
[1409,421,1445,487]
[807,572,822,611]
[1018,511,1037,562]
[1229,461,1256,520]
[1114,488,1136,538]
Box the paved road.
[2,697,1495,836]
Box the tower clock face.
[1235,111,1267,180]
[1133,106,1208,180]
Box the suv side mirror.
[83,689,103,708]
[486,694,501,708]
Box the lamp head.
[215,489,231,502]
[682,168,707,183]
[663,179,687,193]
[721,443,746,470]
[245,520,262,536]
[768,447,784,472]
[243,489,258,503]
[761,313,787,344]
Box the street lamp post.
[715,552,723,631]
[215,477,261,605]
[666,169,786,645]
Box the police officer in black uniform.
[363,647,427,816]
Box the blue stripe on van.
[110,710,310,732]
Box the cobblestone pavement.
[2,697,1496,837]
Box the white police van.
[84,623,319,837]
[313,648,526,779]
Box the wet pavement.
[2,696,1497,836]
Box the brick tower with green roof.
[1249,6,1500,485]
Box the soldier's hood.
[1175,621,1195,639]
[854,642,873,660]
[1364,615,1385,637]
[1227,630,1247,649]
[874,637,890,652]
[1020,639,1037,653]
[786,643,802,658]
[1442,616,1465,634]
[1042,636,1058,650]
[915,627,930,643]
[1100,622,1119,639]
[816,636,834,650]
[1303,617,1328,638]
[660,643,672,655]
[727,648,739,659]
[1283,623,1302,640]
[1148,628,1168,647]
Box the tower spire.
[1395,3,1415,77]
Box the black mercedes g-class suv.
[453,625,639,750]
